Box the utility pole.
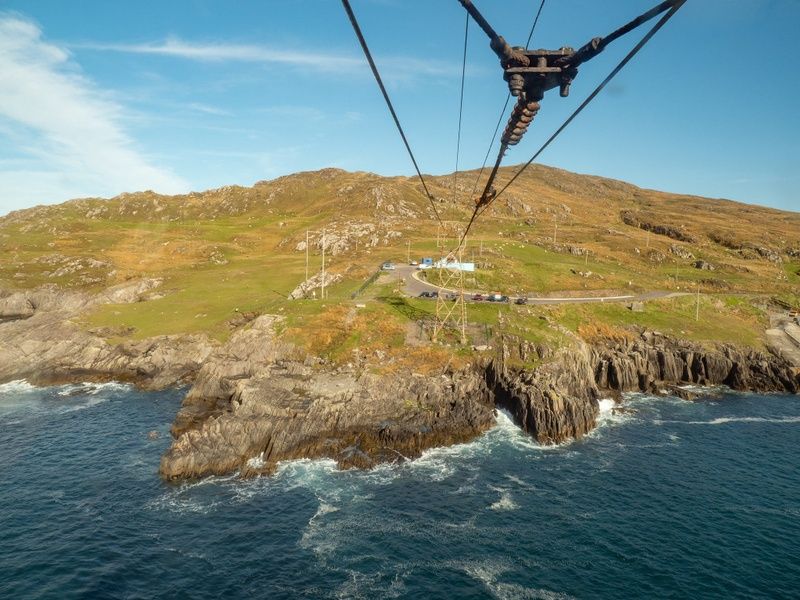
[553,218,558,244]
[437,224,441,252]
[321,228,326,300]
[695,287,700,322]
[585,250,589,266]
[406,240,411,263]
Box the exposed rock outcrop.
[593,331,799,394]
[621,210,696,243]
[288,271,343,300]
[0,280,213,389]
[161,315,494,478]
[489,337,599,444]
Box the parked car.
[445,293,457,301]
[471,293,484,302]
[418,291,438,299]
[499,295,510,303]
[381,262,395,270]
[515,297,528,305]
[410,260,419,266]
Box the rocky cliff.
[593,331,799,395]
[0,281,214,389]
[489,337,600,444]
[160,315,495,479]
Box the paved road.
[388,264,682,306]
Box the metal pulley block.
[502,47,577,101]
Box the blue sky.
[0,0,797,215]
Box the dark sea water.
[1,381,798,600]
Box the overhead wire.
[458,0,686,247]
[452,12,469,205]
[341,0,444,226]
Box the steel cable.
[341,0,444,225]
[453,12,469,205]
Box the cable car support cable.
[341,0,444,226]
[453,12,469,205]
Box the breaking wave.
[683,416,800,426]
[0,380,36,395]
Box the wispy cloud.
[74,37,466,79]
[187,102,232,116]
[0,14,188,212]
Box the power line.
[341,0,443,225]
[524,0,547,48]
[459,0,686,246]
[453,12,469,205]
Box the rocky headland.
[2,281,797,481]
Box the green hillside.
[2,165,797,355]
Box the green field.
[2,165,797,362]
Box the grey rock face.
[0,280,213,389]
[160,315,494,479]
[489,338,600,444]
[593,333,799,394]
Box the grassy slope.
[1,165,797,356]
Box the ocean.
[0,381,798,599]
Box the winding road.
[387,264,682,306]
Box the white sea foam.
[463,560,576,600]
[0,380,36,394]
[685,416,800,426]
[246,453,265,469]
[597,398,615,413]
[300,495,342,558]
[147,473,240,515]
[503,473,536,490]
[274,458,339,490]
[61,397,109,412]
[489,490,518,512]
[53,382,131,397]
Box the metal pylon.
[432,243,468,345]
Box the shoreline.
[2,295,797,480]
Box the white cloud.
[0,14,188,214]
[187,102,232,116]
[75,37,464,79]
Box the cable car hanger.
[458,0,686,213]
